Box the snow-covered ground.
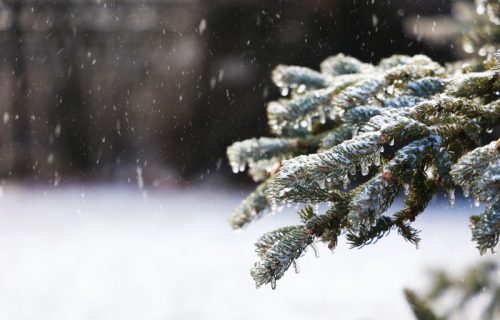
[0,184,495,320]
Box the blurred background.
[0,1,496,320]
[0,0,460,186]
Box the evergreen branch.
[346,216,393,248]
[266,87,336,134]
[227,136,319,181]
[394,171,437,224]
[383,55,445,83]
[405,77,446,97]
[477,99,500,126]
[247,158,281,182]
[392,171,436,245]
[344,105,385,125]
[227,3,500,290]
[404,289,443,320]
[451,139,500,254]
[452,261,499,319]
[429,137,455,191]
[348,137,436,230]
[348,170,435,248]
[331,78,384,109]
[484,286,500,320]
[320,53,373,75]
[450,139,500,204]
[445,69,499,97]
[378,54,413,70]
[229,182,269,229]
[306,199,351,250]
[412,95,499,124]
[425,270,453,301]
[383,95,426,108]
[406,261,500,320]
[397,223,422,247]
[254,225,301,258]
[267,131,383,204]
[347,172,400,230]
[272,65,331,93]
[227,137,300,174]
[470,203,500,255]
[251,225,315,288]
[360,111,427,136]
[269,115,433,205]
[319,124,353,149]
[298,205,316,223]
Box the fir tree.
[227,0,500,290]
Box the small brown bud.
[382,170,394,183]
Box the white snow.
[199,19,207,35]
[0,184,494,320]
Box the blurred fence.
[0,0,455,185]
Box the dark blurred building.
[0,0,458,186]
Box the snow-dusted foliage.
[227,2,500,289]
